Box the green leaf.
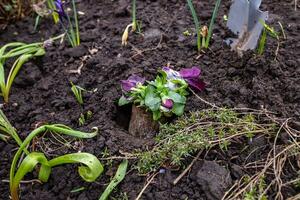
[10,152,50,200]
[168,91,186,104]
[10,124,98,193]
[0,109,24,150]
[99,160,128,200]
[145,86,161,111]
[172,103,185,116]
[153,110,162,121]
[49,153,103,182]
[118,96,130,106]
[11,152,103,200]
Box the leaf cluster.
[119,70,189,120]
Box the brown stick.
[173,150,202,185]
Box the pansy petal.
[179,67,201,78]
[186,78,206,91]
[121,80,135,92]
[128,75,145,84]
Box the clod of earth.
[195,161,233,200]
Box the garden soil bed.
[0,0,299,199]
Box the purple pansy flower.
[121,75,145,92]
[54,0,66,20]
[162,99,173,109]
[179,67,205,91]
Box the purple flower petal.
[185,78,206,91]
[120,80,136,92]
[120,75,145,92]
[54,0,66,20]
[128,75,145,84]
[162,99,173,109]
[179,67,201,79]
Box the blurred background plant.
[0,0,34,29]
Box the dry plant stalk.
[222,117,300,200]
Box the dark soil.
[0,0,299,199]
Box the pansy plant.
[118,67,205,120]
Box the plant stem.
[187,0,201,52]
[132,0,137,31]
[72,0,80,45]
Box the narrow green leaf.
[187,0,201,51]
[205,0,222,48]
[99,160,128,200]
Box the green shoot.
[0,109,25,151]
[70,82,85,105]
[257,28,267,55]
[187,0,201,52]
[71,0,80,46]
[47,0,59,23]
[0,42,45,102]
[99,160,128,200]
[187,0,221,51]
[79,110,93,126]
[78,113,85,126]
[70,187,86,193]
[9,124,99,200]
[34,15,41,31]
[205,0,221,48]
[0,35,64,102]
[132,0,137,32]
[257,20,279,55]
[11,152,103,200]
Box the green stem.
[72,0,80,46]
[132,0,137,31]
[187,0,201,52]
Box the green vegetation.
[136,108,276,174]
[99,160,128,200]
[0,42,45,102]
[0,109,24,147]
[257,20,279,55]
[71,82,85,105]
[187,0,221,51]
[9,124,100,200]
